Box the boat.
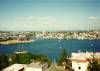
[58,39,62,49]
[14,44,27,54]
[14,51,27,54]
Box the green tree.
[8,54,16,65]
[87,60,100,71]
[15,53,33,64]
[8,53,51,65]
[33,54,51,67]
[0,54,9,70]
[58,48,71,70]
[58,48,67,65]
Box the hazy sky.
[0,0,100,31]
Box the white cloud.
[16,16,60,25]
[88,16,96,20]
[88,16,100,24]
[1,16,100,31]
[96,19,100,23]
[8,17,69,31]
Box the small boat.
[58,39,62,48]
[90,43,94,46]
[60,46,62,48]
[14,51,27,54]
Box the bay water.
[0,39,100,61]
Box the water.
[0,39,100,60]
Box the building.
[24,62,48,71]
[2,62,48,71]
[2,64,26,71]
[71,52,100,71]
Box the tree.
[58,48,71,69]
[15,53,33,64]
[8,54,16,65]
[32,54,51,67]
[0,54,9,70]
[58,48,67,65]
[87,60,100,71]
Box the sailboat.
[58,39,62,49]
[14,44,27,54]
[60,44,62,48]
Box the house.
[24,62,48,71]
[2,64,26,71]
[2,62,48,71]
[71,52,100,71]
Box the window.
[78,66,81,70]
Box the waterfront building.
[71,52,100,71]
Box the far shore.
[0,39,34,45]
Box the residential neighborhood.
[0,30,100,42]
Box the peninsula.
[0,39,33,45]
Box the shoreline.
[0,38,99,45]
[0,39,34,45]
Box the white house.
[71,52,89,71]
[71,52,100,71]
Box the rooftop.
[27,62,48,68]
[2,64,26,71]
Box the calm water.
[0,39,100,60]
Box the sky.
[0,0,100,31]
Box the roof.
[2,64,26,71]
[71,52,100,63]
[26,62,48,68]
